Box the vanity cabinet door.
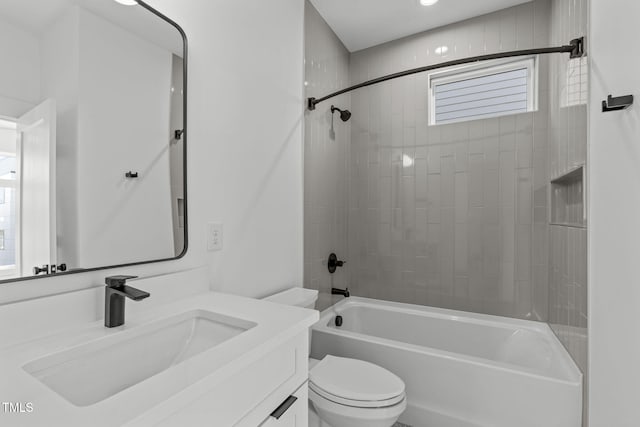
[258,385,308,427]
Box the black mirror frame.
[0,0,188,285]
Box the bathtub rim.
[312,296,582,386]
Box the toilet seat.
[309,355,405,408]
[309,386,407,421]
[309,382,405,408]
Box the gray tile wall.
[346,1,551,320]
[547,0,589,424]
[303,3,589,419]
[303,1,351,310]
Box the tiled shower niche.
[550,166,586,228]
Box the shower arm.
[307,37,584,111]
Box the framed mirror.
[0,0,187,283]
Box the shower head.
[331,105,352,122]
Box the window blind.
[433,68,529,124]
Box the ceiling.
[308,0,533,52]
[0,0,183,56]
[0,0,71,34]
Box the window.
[562,56,588,107]
[0,123,17,274]
[428,56,538,125]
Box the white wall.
[41,7,175,269]
[41,7,81,269]
[0,128,15,153]
[169,55,185,255]
[76,8,175,267]
[186,0,305,298]
[0,0,305,304]
[0,16,39,118]
[589,0,640,425]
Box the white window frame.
[428,56,539,126]
[561,55,588,108]
[0,119,18,278]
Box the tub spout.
[332,287,350,298]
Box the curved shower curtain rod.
[307,37,584,111]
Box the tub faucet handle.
[328,253,346,274]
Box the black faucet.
[332,287,350,298]
[328,253,346,274]
[104,275,150,328]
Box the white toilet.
[264,288,406,427]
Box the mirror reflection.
[0,0,186,281]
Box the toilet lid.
[309,356,405,406]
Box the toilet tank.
[263,287,319,309]
[263,288,319,355]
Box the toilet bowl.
[308,355,406,427]
[263,288,406,427]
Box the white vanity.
[0,288,317,426]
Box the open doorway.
[0,118,18,278]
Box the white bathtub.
[310,297,582,427]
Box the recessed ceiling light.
[419,0,439,6]
[113,0,138,5]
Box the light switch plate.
[207,223,223,251]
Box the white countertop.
[0,291,318,426]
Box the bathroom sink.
[23,310,256,406]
